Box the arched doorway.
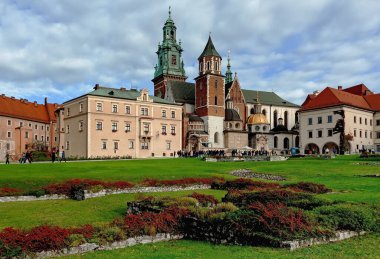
[304,143,320,154]
[283,137,289,149]
[188,135,200,152]
[274,136,278,148]
[214,132,219,144]
[322,142,339,154]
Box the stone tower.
[194,36,225,148]
[152,7,187,98]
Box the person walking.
[5,152,10,164]
[51,150,56,163]
[60,150,66,162]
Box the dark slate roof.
[225,109,241,121]
[270,124,289,133]
[170,81,195,104]
[65,86,177,105]
[189,114,203,122]
[242,90,299,107]
[225,81,233,97]
[198,36,221,60]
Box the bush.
[0,187,22,197]
[223,189,331,210]
[211,178,279,190]
[314,204,378,231]
[141,177,218,187]
[67,234,86,247]
[70,224,96,239]
[24,226,70,252]
[285,182,331,194]
[188,192,218,206]
[0,227,25,257]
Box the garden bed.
[229,169,286,181]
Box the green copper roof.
[65,86,178,105]
[242,89,299,107]
[198,36,221,60]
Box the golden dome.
[247,114,269,125]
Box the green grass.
[58,234,380,259]
[1,155,379,258]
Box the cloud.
[0,0,379,106]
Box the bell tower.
[152,7,187,98]
[194,35,225,148]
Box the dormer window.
[143,94,147,101]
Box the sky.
[0,0,380,105]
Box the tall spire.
[225,50,233,84]
[254,91,262,114]
[169,6,171,18]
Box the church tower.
[152,8,187,98]
[195,36,225,148]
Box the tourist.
[5,152,10,164]
[51,150,56,163]
[60,150,67,162]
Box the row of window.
[308,129,334,138]
[308,115,333,125]
[92,103,176,118]
[5,120,50,131]
[354,116,373,126]
[5,131,50,141]
[64,140,172,151]
[353,129,373,139]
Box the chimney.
[313,90,320,96]
[11,96,15,99]
[94,84,100,90]
[338,86,343,90]
[44,97,48,105]
[24,99,28,103]
[1,94,5,98]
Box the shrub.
[285,182,331,194]
[188,192,218,206]
[0,187,22,197]
[212,202,239,214]
[70,224,96,239]
[67,234,86,247]
[314,204,377,231]
[211,178,279,190]
[24,226,70,252]
[26,189,46,197]
[0,227,25,257]
[104,181,134,189]
[140,177,217,187]
[223,189,330,210]
[95,226,125,244]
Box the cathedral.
[153,9,300,153]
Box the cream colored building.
[61,85,182,159]
[300,84,380,154]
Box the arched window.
[295,136,300,148]
[207,62,210,70]
[262,109,266,116]
[235,123,240,129]
[250,108,255,114]
[215,80,218,88]
[274,136,278,148]
[274,110,278,127]
[215,61,219,71]
[295,112,299,123]
[215,96,217,105]
[284,111,289,129]
[283,138,289,149]
[214,132,219,144]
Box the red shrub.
[248,202,313,239]
[24,226,70,252]
[0,187,22,196]
[104,181,134,189]
[214,178,280,190]
[188,192,218,205]
[0,227,26,252]
[70,224,95,239]
[123,213,148,236]
[285,182,331,194]
[43,179,104,195]
[141,177,217,187]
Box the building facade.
[61,85,182,159]
[0,95,58,161]
[299,84,380,154]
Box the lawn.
[0,155,379,258]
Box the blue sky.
[0,0,379,105]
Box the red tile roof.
[301,85,380,112]
[0,95,58,123]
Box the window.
[171,126,176,135]
[377,132,380,139]
[129,140,134,149]
[283,138,289,149]
[125,106,131,114]
[141,142,149,149]
[162,110,166,118]
[215,80,218,89]
[354,129,357,137]
[125,123,131,132]
[143,123,150,133]
[112,104,118,113]
[6,143,10,150]
[365,118,367,125]
[79,103,83,113]
[140,107,149,116]
[162,125,167,135]
[29,123,32,127]
[365,131,367,138]
[143,94,147,101]
[207,62,210,70]
[274,136,278,148]
[376,120,380,126]
[96,121,103,130]
[360,130,362,138]
[25,132,29,138]
[328,129,333,137]
[318,130,323,138]
[66,125,70,134]
[47,136,49,142]
[317,117,322,124]
[370,119,372,126]
[41,126,44,130]
[354,116,357,123]
[370,132,372,139]
[327,115,333,123]
[359,117,362,124]
[215,96,217,105]
[114,142,119,150]
[7,120,11,126]
[308,131,313,138]
[112,122,118,132]
[7,132,11,138]
[171,55,176,65]
[35,124,38,130]
[214,132,219,143]
[79,121,84,131]
[274,111,278,127]
[41,136,44,141]
[67,108,70,116]
[171,111,175,118]
[166,142,171,150]
[308,118,313,125]
[34,135,38,140]
[102,141,107,150]
[96,103,103,111]
[20,122,24,127]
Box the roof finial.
[209,31,211,37]
[227,49,231,66]
[256,90,260,104]
[169,6,171,18]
